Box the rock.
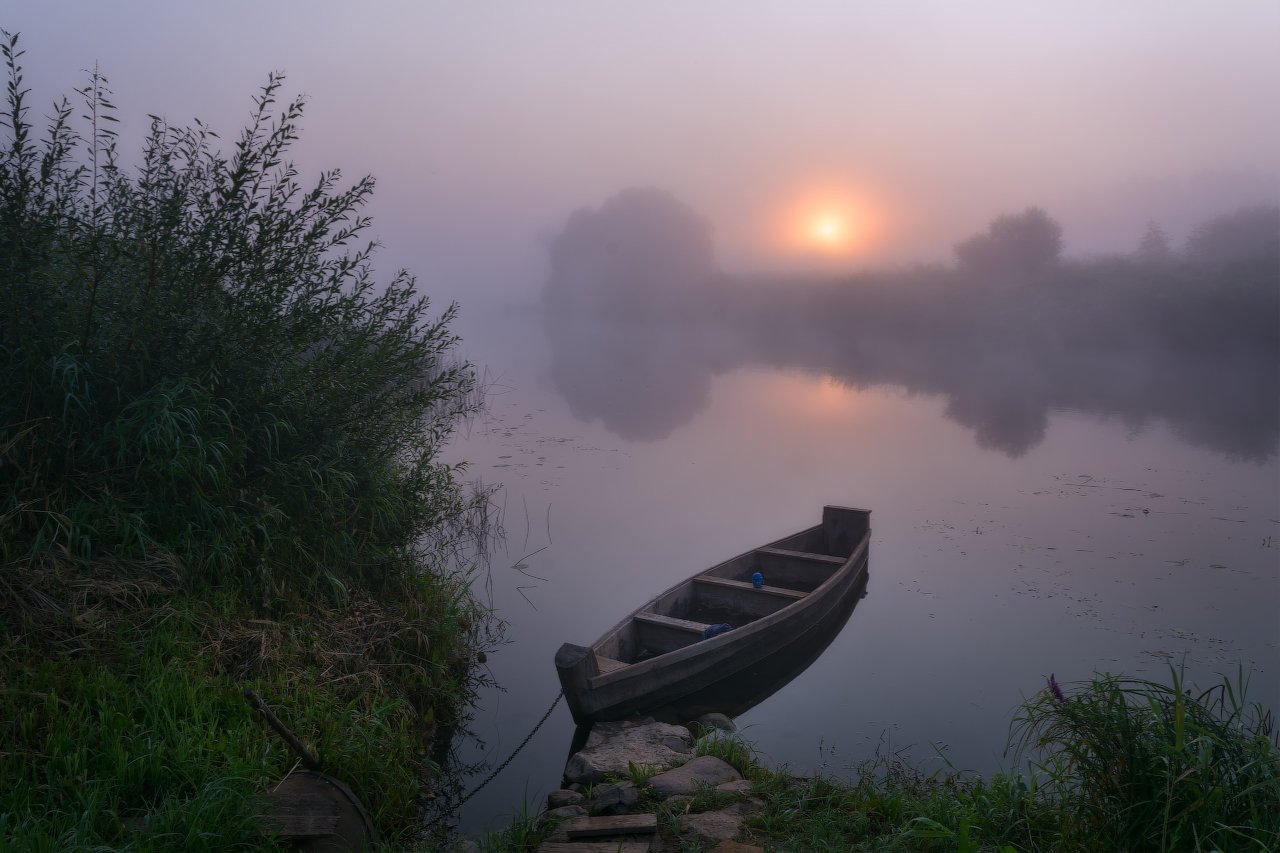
[649,755,741,797]
[568,782,587,794]
[661,734,691,751]
[679,807,744,842]
[564,718,693,785]
[707,841,764,853]
[662,794,693,814]
[679,801,760,843]
[547,788,584,809]
[696,712,736,733]
[715,778,753,794]
[443,841,480,853]
[588,781,640,816]
[544,804,586,819]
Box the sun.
[803,211,851,254]
[763,182,884,261]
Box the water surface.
[448,306,1278,834]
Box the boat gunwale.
[586,514,870,689]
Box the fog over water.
[9,2,1278,835]
[546,189,1278,458]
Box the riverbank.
[468,668,1280,852]
[0,556,495,850]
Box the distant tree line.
[542,188,1278,456]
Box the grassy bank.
[478,669,1279,852]
[1,32,497,850]
[1,557,493,850]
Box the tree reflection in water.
[545,190,1278,461]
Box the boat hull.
[556,506,870,724]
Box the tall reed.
[1011,666,1280,851]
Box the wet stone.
[444,841,480,853]
[678,808,744,842]
[547,788,584,809]
[707,842,764,853]
[545,805,587,819]
[661,794,693,814]
[565,719,693,785]
[696,713,737,734]
[589,781,641,816]
[649,756,741,797]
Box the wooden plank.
[538,843,650,853]
[259,792,339,838]
[694,575,807,600]
[594,654,629,673]
[634,612,710,634]
[561,813,658,838]
[755,546,844,565]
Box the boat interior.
[593,507,869,669]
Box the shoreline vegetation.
[480,669,1279,853]
[1,33,500,850]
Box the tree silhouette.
[1184,205,1279,264]
[545,187,714,321]
[1137,220,1173,262]
[954,207,1063,276]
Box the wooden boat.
[555,505,870,725]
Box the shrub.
[0,31,485,607]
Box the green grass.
[2,650,278,852]
[472,802,553,853]
[626,760,665,786]
[0,559,495,851]
[693,729,764,779]
[733,757,1042,852]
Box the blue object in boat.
[702,623,734,639]
[751,571,764,589]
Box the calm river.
[446,303,1278,834]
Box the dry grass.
[1,553,181,648]
[0,552,499,849]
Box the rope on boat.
[426,688,564,827]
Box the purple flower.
[1048,674,1066,705]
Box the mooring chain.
[427,688,564,826]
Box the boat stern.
[554,643,599,724]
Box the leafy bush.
[0,31,484,606]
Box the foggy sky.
[6,2,1278,308]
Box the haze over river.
[447,294,1278,834]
